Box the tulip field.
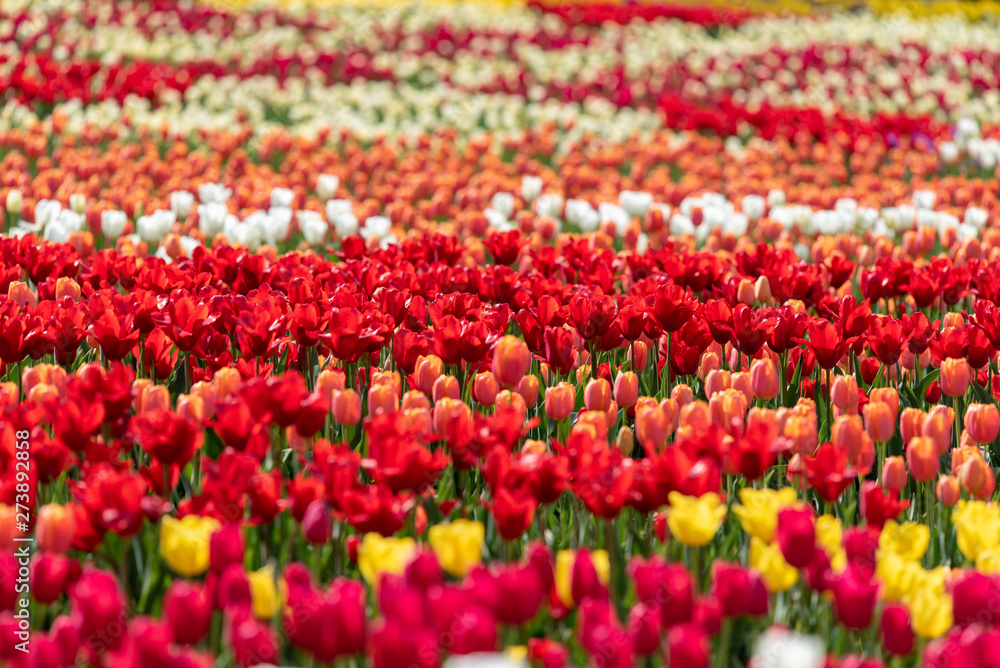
[10,0,1000,666]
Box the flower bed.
[3,1,1000,668]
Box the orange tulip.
[473,371,499,406]
[749,359,779,400]
[433,397,472,436]
[940,358,971,398]
[432,375,460,403]
[515,375,540,408]
[881,456,907,493]
[960,455,996,500]
[704,370,730,398]
[922,408,954,455]
[331,389,362,426]
[414,354,444,394]
[584,378,612,412]
[906,437,939,482]
[545,382,575,421]
[613,372,639,408]
[869,388,899,424]
[368,383,399,415]
[671,384,694,407]
[831,415,865,458]
[899,407,926,445]
[965,403,1000,444]
[863,401,895,443]
[214,367,242,400]
[492,335,531,387]
[55,276,81,301]
[36,503,77,554]
[636,405,669,450]
[936,475,961,507]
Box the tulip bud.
[754,275,772,303]
[636,405,668,450]
[414,355,444,395]
[699,351,721,380]
[316,368,346,400]
[960,454,996,500]
[613,372,639,407]
[209,524,244,574]
[775,506,816,568]
[515,374,539,408]
[922,408,954,455]
[177,394,205,423]
[493,335,531,387]
[736,278,755,306]
[401,390,430,411]
[830,375,859,410]
[70,193,86,215]
[616,426,634,456]
[368,383,399,415]
[214,367,242,400]
[432,374,460,403]
[906,437,939,482]
[672,384,694,407]
[679,401,712,435]
[831,415,865,458]
[473,371,499,406]
[545,382,575,421]
[704,370,730,398]
[749,359,779,400]
[8,281,36,308]
[899,408,926,445]
[346,535,360,564]
[53,276,81,302]
[630,340,649,372]
[863,401,895,443]
[36,504,77,554]
[433,397,472,436]
[965,403,1000,444]
[301,499,332,545]
[584,378,611,412]
[5,189,22,216]
[881,456,907,493]
[731,372,753,407]
[941,358,971,397]
[881,604,915,657]
[331,389,362,426]
[936,475,961,507]
[869,388,899,424]
[574,410,608,440]
[495,389,527,422]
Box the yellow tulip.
[357,533,417,584]
[876,551,926,602]
[248,564,280,620]
[908,585,952,639]
[732,487,799,543]
[554,549,610,608]
[977,545,1000,574]
[749,536,798,593]
[878,520,930,562]
[159,515,221,578]
[814,514,847,573]
[666,492,727,548]
[953,499,1000,561]
[427,519,485,577]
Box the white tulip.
[334,213,360,238]
[965,207,989,229]
[913,190,936,210]
[170,191,195,219]
[491,192,515,219]
[270,188,294,209]
[136,210,176,244]
[198,202,228,239]
[266,207,293,244]
[326,199,353,224]
[197,183,232,204]
[767,189,786,208]
[5,189,21,216]
[741,194,765,221]
[484,208,510,230]
[669,213,694,236]
[363,216,392,240]
[565,199,599,232]
[752,628,825,668]
[301,215,329,246]
[101,210,127,239]
[34,200,61,228]
[442,653,526,668]
[635,233,650,255]
[724,212,749,236]
[939,141,960,165]
[316,174,340,201]
[618,190,652,218]
[43,221,71,244]
[55,210,84,234]
[70,193,86,215]
[957,223,978,241]
[534,193,564,219]
[521,175,542,202]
